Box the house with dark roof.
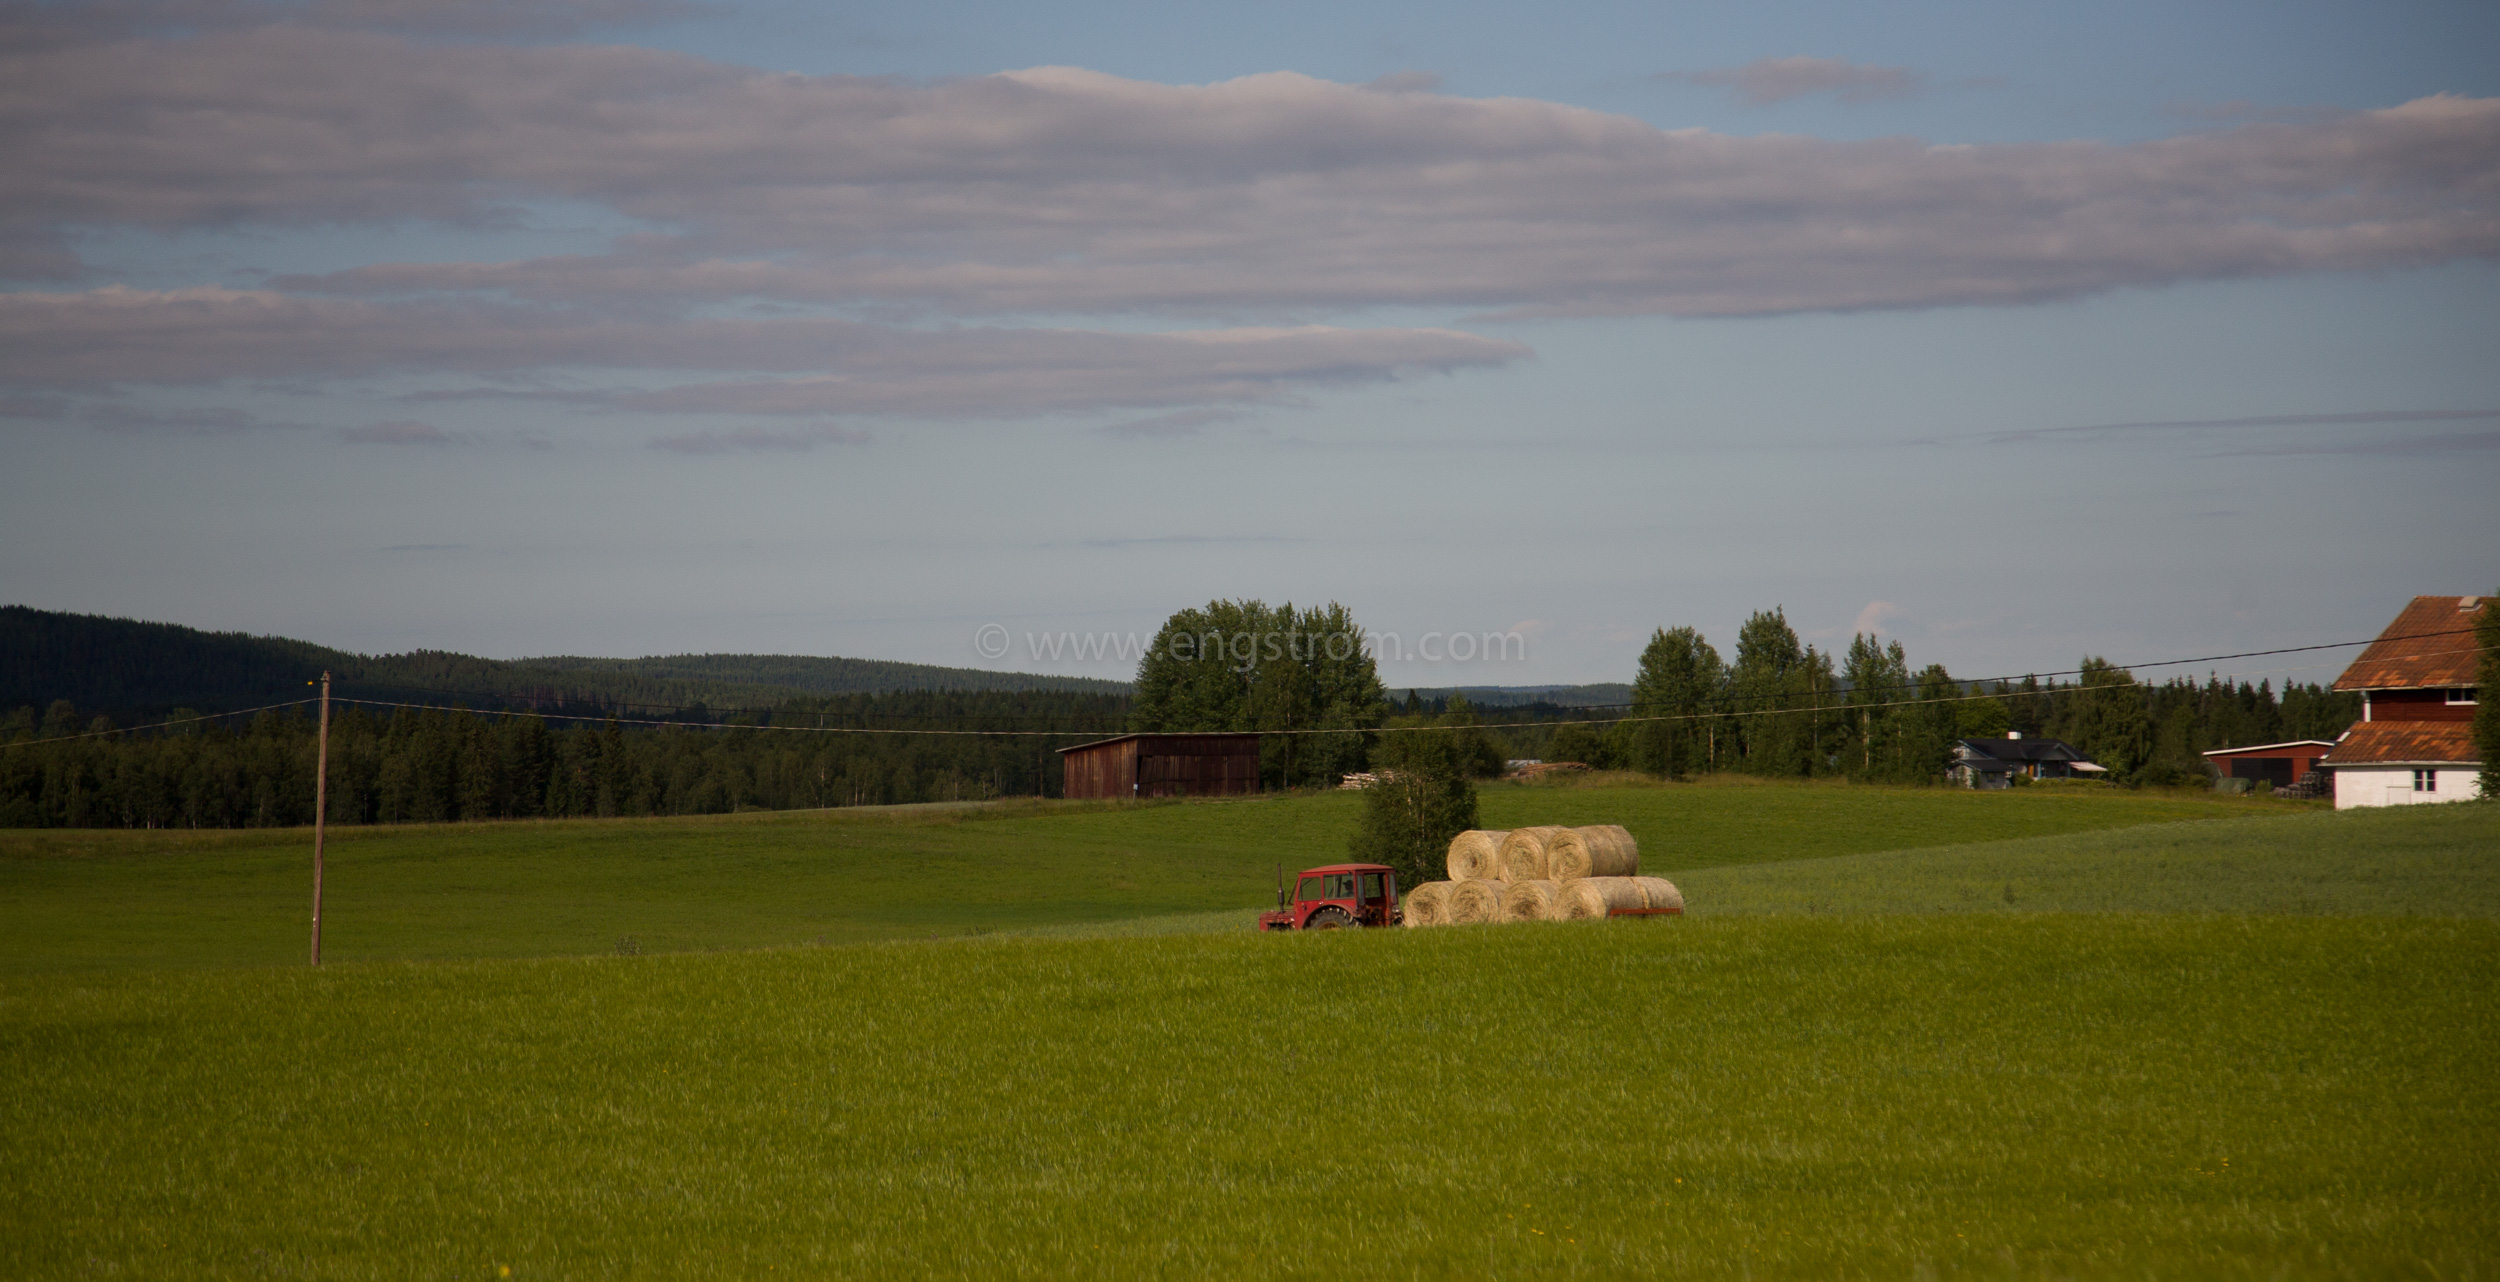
[2317,595,2485,809]
[1949,733,2107,789]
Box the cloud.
[5,26,2500,441]
[0,227,81,280]
[0,393,74,419]
[1853,600,1904,636]
[0,394,313,434]
[2164,100,2347,125]
[82,403,307,434]
[1,0,695,50]
[1993,409,2500,443]
[0,31,2487,324]
[337,419,465,445]
[647,423,872,454]
[1669,56,1928,106]
[275,77,2500,318]
[0,289,1528,420]
[608,326,1525,418]
[1099,408,1248,438]
[2214,430,2500,457]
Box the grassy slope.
[2,781,2263,973]
[1684,802,2500,916]
[2,917,2492,1279]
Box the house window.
[2448,688,2478,705]
[2413,769,2437,792]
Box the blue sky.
[2,0,2494,691]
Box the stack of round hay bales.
[1629,875,1684,914]
[1500,879,1562,921]
[1401,880,1455,927]
[1547,825,1639,881]
[1403,826,1681,926]
[1445,829,1508,881]
[1552,876,1644,919]
[1497,826,1570,881]
[1447,878,1508,923]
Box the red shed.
[2202,740,2338,791]
[1057,732,1262,800]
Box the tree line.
[0,690,1127,829]
[5,596,2416,831]
[1521,609,2361,787]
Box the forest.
[0,605,1122,723]
[1,600,2374,828]
[0,691,1128,829]
[1527,610,2364,789]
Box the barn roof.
[1054,731,1261,754]
[2319,720,2479,766]
[2333,596,2487,691]
[2201,740,2337,758]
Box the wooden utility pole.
[310,670,331,966]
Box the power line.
[1463,625,2491,714]
[1369,640,2483,733]
[250,626,2500,727]
[325,697,1126,737]
[297,676,1124,720]
[0,698,321,748]
[4,632,2487,748]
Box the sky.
[2,0,2496,692]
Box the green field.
[4,784,2495,1279]
[0,778,2261,971]
[1684,801,2500,916]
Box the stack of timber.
[1404,823,1681,926]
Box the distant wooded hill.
[0,605,1129,720]
[1398,684,1635,709]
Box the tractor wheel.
[1305,906,1358,930]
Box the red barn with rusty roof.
[2317,595,2485,809]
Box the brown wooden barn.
[2201,739,2337,791]
[1057,733,1262,800]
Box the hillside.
[0,605,1129,719]
[1399,682,1634,708]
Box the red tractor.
[1259,862,1401,931]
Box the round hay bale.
[1496,825,1570,882]
[1500,879,1562,922]
[1631,876,1684,913]
[1402,880,1455,927]
[1447,878,1509,924]
[1553,876,1647,920]
[1445,830,1510,882]
[1547,824,1640,881]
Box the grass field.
[3,784,2493,1279]
[1684,801,2500,916]
[4,916,2492,1279]
[0,778,2266,972]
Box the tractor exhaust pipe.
[1276,862,1286,910]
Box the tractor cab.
[1258,862,1400,931]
